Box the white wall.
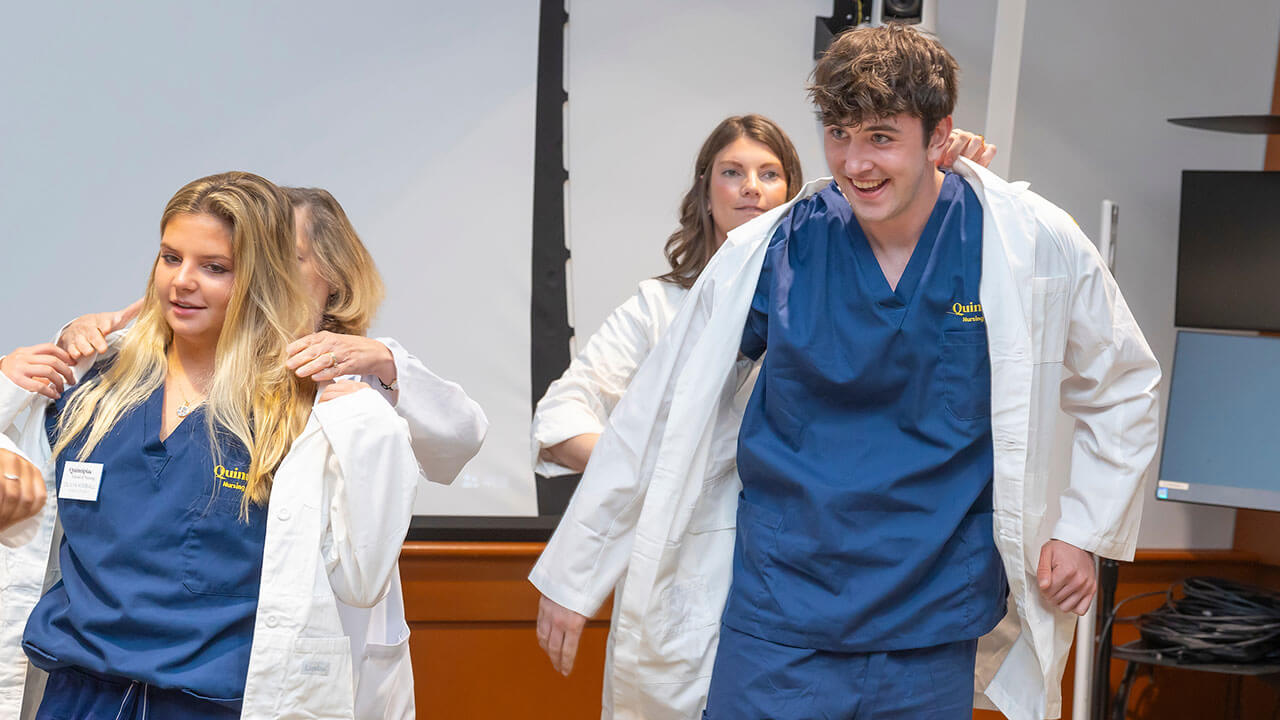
[1004,2,1279,547]
[565,0,833,339]
[0,2,541,516]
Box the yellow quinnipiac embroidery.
[214,464,248,492]
[948,302,985,323]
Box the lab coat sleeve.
[375,337,487,485]
[313,387,421,607]
[528,421,648,616]
[527,289,685,616]
[1044,206,1161,561]
[530,287,660,477]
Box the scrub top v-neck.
[731,173,1006,653]
[25,365,267,704]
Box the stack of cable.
[1132,576,1280,665]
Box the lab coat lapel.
[958,158,1069,712]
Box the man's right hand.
[536,593,588,676]
[0,449,45,532]
[57,298,143,362]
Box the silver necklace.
[175,387,198,418]
[170,351,206,418]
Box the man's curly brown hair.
[808,24,958,144]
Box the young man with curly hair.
[533,24,1159,720]
[701,25,1159,719]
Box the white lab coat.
[530,279,753,711]
[530,159,1161,720]
[0,337,487,720]
[336,337,488,720]
[532,278,687,476]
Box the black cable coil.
[1133,576,1280,665]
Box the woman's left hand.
[285,332,396,386]
[317,379,372,403]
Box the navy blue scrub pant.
[703,625,977,720]
[36,668,240,720]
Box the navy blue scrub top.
[730,174,1007,653]
[25,364,267,703]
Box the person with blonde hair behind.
[43,184,489,719]
[0,171,424,719]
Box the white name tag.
[60,461,103,502]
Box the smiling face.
[154,212,236,348]
[823,113,952,239]
[707,137,790,248]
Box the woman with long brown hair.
[532,114,802,475]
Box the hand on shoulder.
[286,331,396,388]
[939,129,997,170]
[57,298,143,362]
[0,343,75,400]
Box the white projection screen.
[0,3,539,518]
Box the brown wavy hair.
[808,23,958,142]
[656,115,803,289]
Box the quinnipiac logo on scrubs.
[214,464,248,493]
[948,301,985,324]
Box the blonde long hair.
[53,172,316,512]
[285,187,384,335]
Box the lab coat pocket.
[278,636,354,717]
[940,329,992,421]
[1021,506,1051,577]
[689,465,741,533]
[1031,276,1069,364]
[356,623,413,720]
[182,492,265,598]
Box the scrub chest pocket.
[939,328,992,421]
[182,492,267,598]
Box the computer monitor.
[1157,330,1280,512]
[1176,171,1280,333]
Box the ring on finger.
[3,473,20,481]
[327,352,338,368]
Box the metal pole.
[1090,558,1121,720]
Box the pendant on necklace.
[176,402,192,418]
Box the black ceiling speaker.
[814,0,937,59]
[814,0,870,59]
[884,0,924,23]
